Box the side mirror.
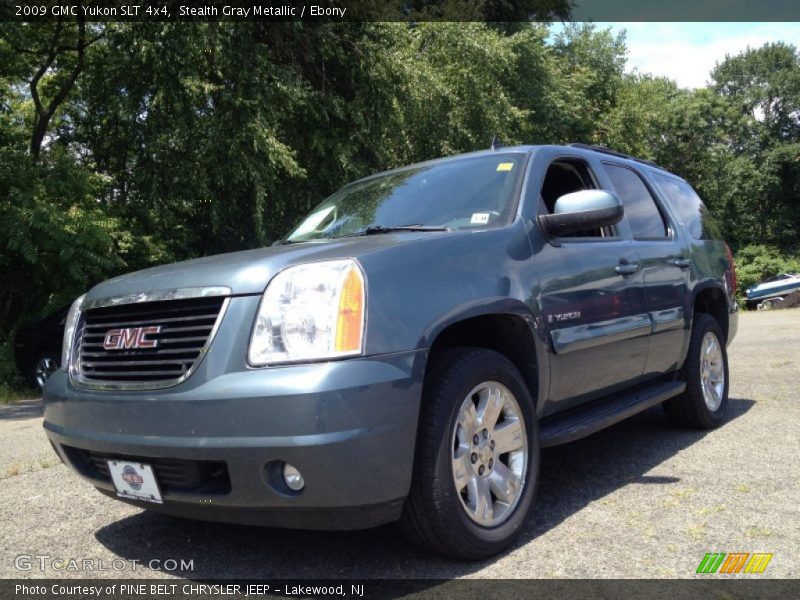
[539,190,624,237]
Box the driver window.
[540,159,615,238]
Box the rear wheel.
[664,314,729,429]
[399,348,538,560]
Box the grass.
[686,524,708,540]
[769,360,791,369]
[0,383,38,404]
[745,527,775,538]
[1,454,61,479]
[669,487,697,499]
[696,504,726,516]
[662,497,681,509]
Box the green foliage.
[549,23,627,143]
[0,21,799,377]
[0,338,21,390]
[600,74,682,157]
[708,44,800,245]
[712,42,800,142]
[0,338,36,401]
[0,145,127,334]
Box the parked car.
[43,144,737,559]
[14,307,68,392]
[745,273,800,310]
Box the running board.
[539,380,686,447]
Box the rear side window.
[651,173,723,240]
[603,164,668,239]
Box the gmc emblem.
[103,326,161,350]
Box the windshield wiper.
[338,224,449,238]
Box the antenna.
[491,134,504,150]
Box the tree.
[1,16,103,158]
[711,44,800,247]
[712,42,800,142]
[548,23,627,143]
[3,20,800,372]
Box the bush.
[0,337,40,402]
[734,245,800,300]
[0,338,21,388]
[0,337,32,403]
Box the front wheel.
[663,313,729,429]
[30,352,59,393]
[399,348,539,560]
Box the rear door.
[525,149,650,414]
[601,162,690,375]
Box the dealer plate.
[107,460,163,504]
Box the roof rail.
[568,143,660,168]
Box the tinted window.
[286,153,525,241]
[603,164,668,239]
[651,173,723,240]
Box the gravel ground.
[0,309,797,580]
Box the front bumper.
[43,349,425,530]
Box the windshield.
[285,153,526,242]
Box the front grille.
[62,446,231,495]
[76,296,226,387]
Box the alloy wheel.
[35,356,58,391]
[451,381,528,527]
[699,332,725,411]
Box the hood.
[82,234,438,303]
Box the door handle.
[669,257,692,269]
[615,261,640,275]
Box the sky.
[587,23,800,89]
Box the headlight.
[248,259,366,366]
[61,294,86,371]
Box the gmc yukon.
[44,144,738,559]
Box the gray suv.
[44,144,738,559]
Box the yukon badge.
[548,311,582,324]
[103,326,161,350]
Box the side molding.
[550,314,651,355]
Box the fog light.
[283,463,305,491]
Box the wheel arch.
[691,283,730,343]
[421,300,545,411]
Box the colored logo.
[696,552,773,574]
[103,326,161,350]
[121,465,144,490]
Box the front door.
[526,150,650,414]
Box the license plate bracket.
[107,460,163,504]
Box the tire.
[663,314,729,429]
[399,347,539,560]
[29,351,60,393]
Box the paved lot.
[1,310,798,579]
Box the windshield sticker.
[496,162,514,172]
[471,213,491,225]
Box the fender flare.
[418,297,540,350]
[416,297,551,413]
